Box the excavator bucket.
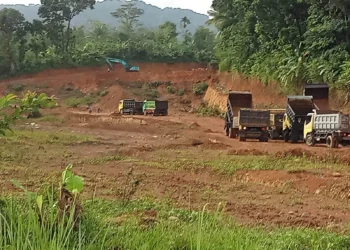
[304,83,329,110]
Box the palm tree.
[180,16,191,34]
[207,8,234,30]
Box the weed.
[195,103,224,117]
[193,82,209,95]
[33,115,65,124]
[99,89,109,97]
[167,85,176,94]
[122,167,140,206]
[177,89,186,96]
[78,155,126,165]
[65,96,98,108]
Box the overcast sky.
[0,0,212,15]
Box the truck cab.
[303,109,349,148]
[143,100,156,116]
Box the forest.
[2,0,350,91]
[0,0,215,77]
[209,0,350,90]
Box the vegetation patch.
[195,103,224,117]
[193,82,209,95]
[65,96,99,108]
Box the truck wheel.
[229,128,237,138]
[305,133,315,147]
[291,132,299,143]
[120,109,124,115]
[283,130,290,142]
[239,137,246,142]
[144,111,147,116]
[270,130,279,140]
[326,135,336,148]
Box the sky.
[0,0,212,15]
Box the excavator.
[106,58,139,72]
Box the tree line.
[0,0,215,77]
[209,0,350,92]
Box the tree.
[0,8,26,74]
[158,21,178,42]
[180,16,191,34]
[111,1,144,33]
[38,0,96,53]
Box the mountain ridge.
[0,0,213,34]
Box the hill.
[0,0,213,34]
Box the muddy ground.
[1,63,350,232]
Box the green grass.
[31,115,66,124]
[3,193,349,250]
[195,103,224,117]
[134,149,348,174]
[65,96,99,108]
[5,130,95,146]
[193,82,209,95]
[85,199,350,249]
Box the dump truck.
[134,101,144,115]
[283,96,318,143]
[238,109,270,142]
[268,109,285,139]
[304,110,350,148]
[118,99,136,115]
[143,100,156,115]
[225,91,253,138]
[154,100,168,116]
[304,83,329,110]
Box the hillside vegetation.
[209,0,350,92]
[0,0,215,77]
[0,0,211,34]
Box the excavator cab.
[304,83,329,110]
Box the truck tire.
[229,128,237,138]
[270,130,279,140]
[291,132,299,143]
[283,130,290,142]
[305,133,315,147]
[120,109,124,115]
[239,137,246,142]
[326,135,337,148]
[144,111,147,116]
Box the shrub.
[167,85,176,94]
[177,89,185,96]
[65,96,97,108]
[193,82,209,95]
[99,90,109,97]
[195,103,224,117]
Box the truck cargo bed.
[239,109,270,127]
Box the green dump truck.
[143,100,156,115]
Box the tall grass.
[0,189,109,250]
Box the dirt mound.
[95,85,126,111]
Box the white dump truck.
[303,109,350,148]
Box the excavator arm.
[106,58,139,72]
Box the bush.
[193,82,209,95]
[177,89,185,96]
[195,103,224,117]
[99,90,109,97]
[65,96,98,108]
[167,85,176,94]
